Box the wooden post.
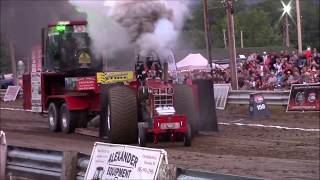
[9,42,17,85]
[296,0,302,54]
[61,151,78,180]
[225,0,238,90]
[202,0,214,79]
[223,29,227,48]
[240,30,244,48]
[0,131,7,180]
[285,13,290,49]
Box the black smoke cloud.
[69,0,190,63]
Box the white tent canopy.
[176,53,229,72]
[176,53,209,70]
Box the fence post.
[61,151,78,180]
[0,131,7,180]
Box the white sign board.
[0,131,6,145]
[84,142,167,180]
[3,86,20,102]
[214,84,231,110]
[31,73,42,112]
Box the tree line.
[181,0,319,50]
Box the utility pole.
[285,13,290,49]
[240,30,244,48]
[296,0,302,54]
[202,0,218,132]
[282,19,286,47]
[9,42,17,85]
[202,0,213,78]
[225,0,238,90]
[223,29,227,48]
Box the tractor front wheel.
[48,102,60,132]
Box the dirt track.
[0,99,319,179]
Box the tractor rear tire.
[173,84,198,136]
[106,85,138,144]
[184,123,192,146]
[48,102,60,132]
[60,103,77,133]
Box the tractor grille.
[154,95,173,108]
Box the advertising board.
[3,86,20,102]
[96,71,134,84]
[84,142,167,180]
[214,84,231,110]
[65,77,97,91]
[287,83,320,112]
[249,93,270,117]
[31,73,42,112]
[31,45,42,72]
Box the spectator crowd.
[182,47,320,90]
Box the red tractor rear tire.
[105,85,138,144]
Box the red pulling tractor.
[23,21,196,146]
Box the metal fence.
[3,145,262,180]
[0,89,6,98]
[0,89,23,99]
[6,146,62,179]
[227,90,290,105]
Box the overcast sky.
[0,0,85,58]
[0,0,260,58]
[1,0,318,59]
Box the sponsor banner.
[84,142,167,180]
[214,84,231,110]
[65,77,97,91]
[3,86,20,102]
[76,77,96,90]
[0,131,6,144]
[31,73,42,112]
[287,83,320,112]
[97,71,134,84]
[31,45,42,72]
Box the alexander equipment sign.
[287,83,320,112]
[84,142,167,180]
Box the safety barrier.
[3,145,261,180]
[0,89,6,98]
[0,89,23,99]
[5,146,93,180]
[227,90,290,105]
